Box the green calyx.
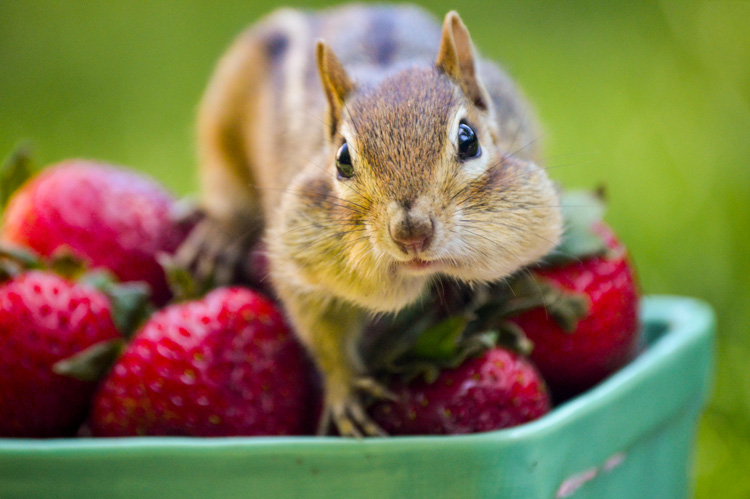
[0,144,34,213]
[544,188,609,267]
[79,270,153,340]
[0,244,151,383]
[0,245,44,280]
[366,311,497,384]
[363,275,590,385]
[52,338,125,382]
[411,315,470,360]
[0,245,151,383]
[362,280,540,384]
[158,253,213,303]
[496,273,590,333]
[0,244,152,339]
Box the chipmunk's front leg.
[284,292,391,437]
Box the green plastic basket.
[0,296,714,499]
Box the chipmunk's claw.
[317,380,390,437]
[347,399,387,437]
[174,217,255,288]
[332,404,363,438]
[319,396,387,438]
[353,376,399,402]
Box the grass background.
[1,1,748,496]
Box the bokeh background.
[1,0,748,496]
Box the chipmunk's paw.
[353,376,398,402]
[319,396,387,438]
[318,377,394,437]
[173,216,257,288]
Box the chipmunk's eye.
[457,122,481,161]
[336,142,354,180]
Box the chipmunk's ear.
[316,40,355,137]
[436,11,490,111]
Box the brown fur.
[194,5,562,436]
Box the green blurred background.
[1,0,747,496]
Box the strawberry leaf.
[48,247,88,280]
[0,244,43,269]
[80,270,152,338]
[496,321,534,356]
[0,244,44,281]
[360,304,438,374]
[0,144,34,212]
[53,338,124,382]
[411,315,470,360]
[547,290,590,333]
[380,327,496,384]
[158,253,210,302]
[107,282,152,338]
[544,189,608,266]
[492,273,590,333]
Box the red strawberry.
[510,221,639,398]
[0,271,121,437]
[1,160,191,304]
[370,347,550,435]
[90,287,316,437]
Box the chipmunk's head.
[315,11,562,286]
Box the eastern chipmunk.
[183,4,562,436]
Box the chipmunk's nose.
[389,211,434,254]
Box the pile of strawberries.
[0,151,640,438]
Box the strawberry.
[370,347,550,435]
[509,221,639,398]
[90,287,317,437]
[1,159,192,304]
[0,270,121,437]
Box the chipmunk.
[180,4,562,437]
